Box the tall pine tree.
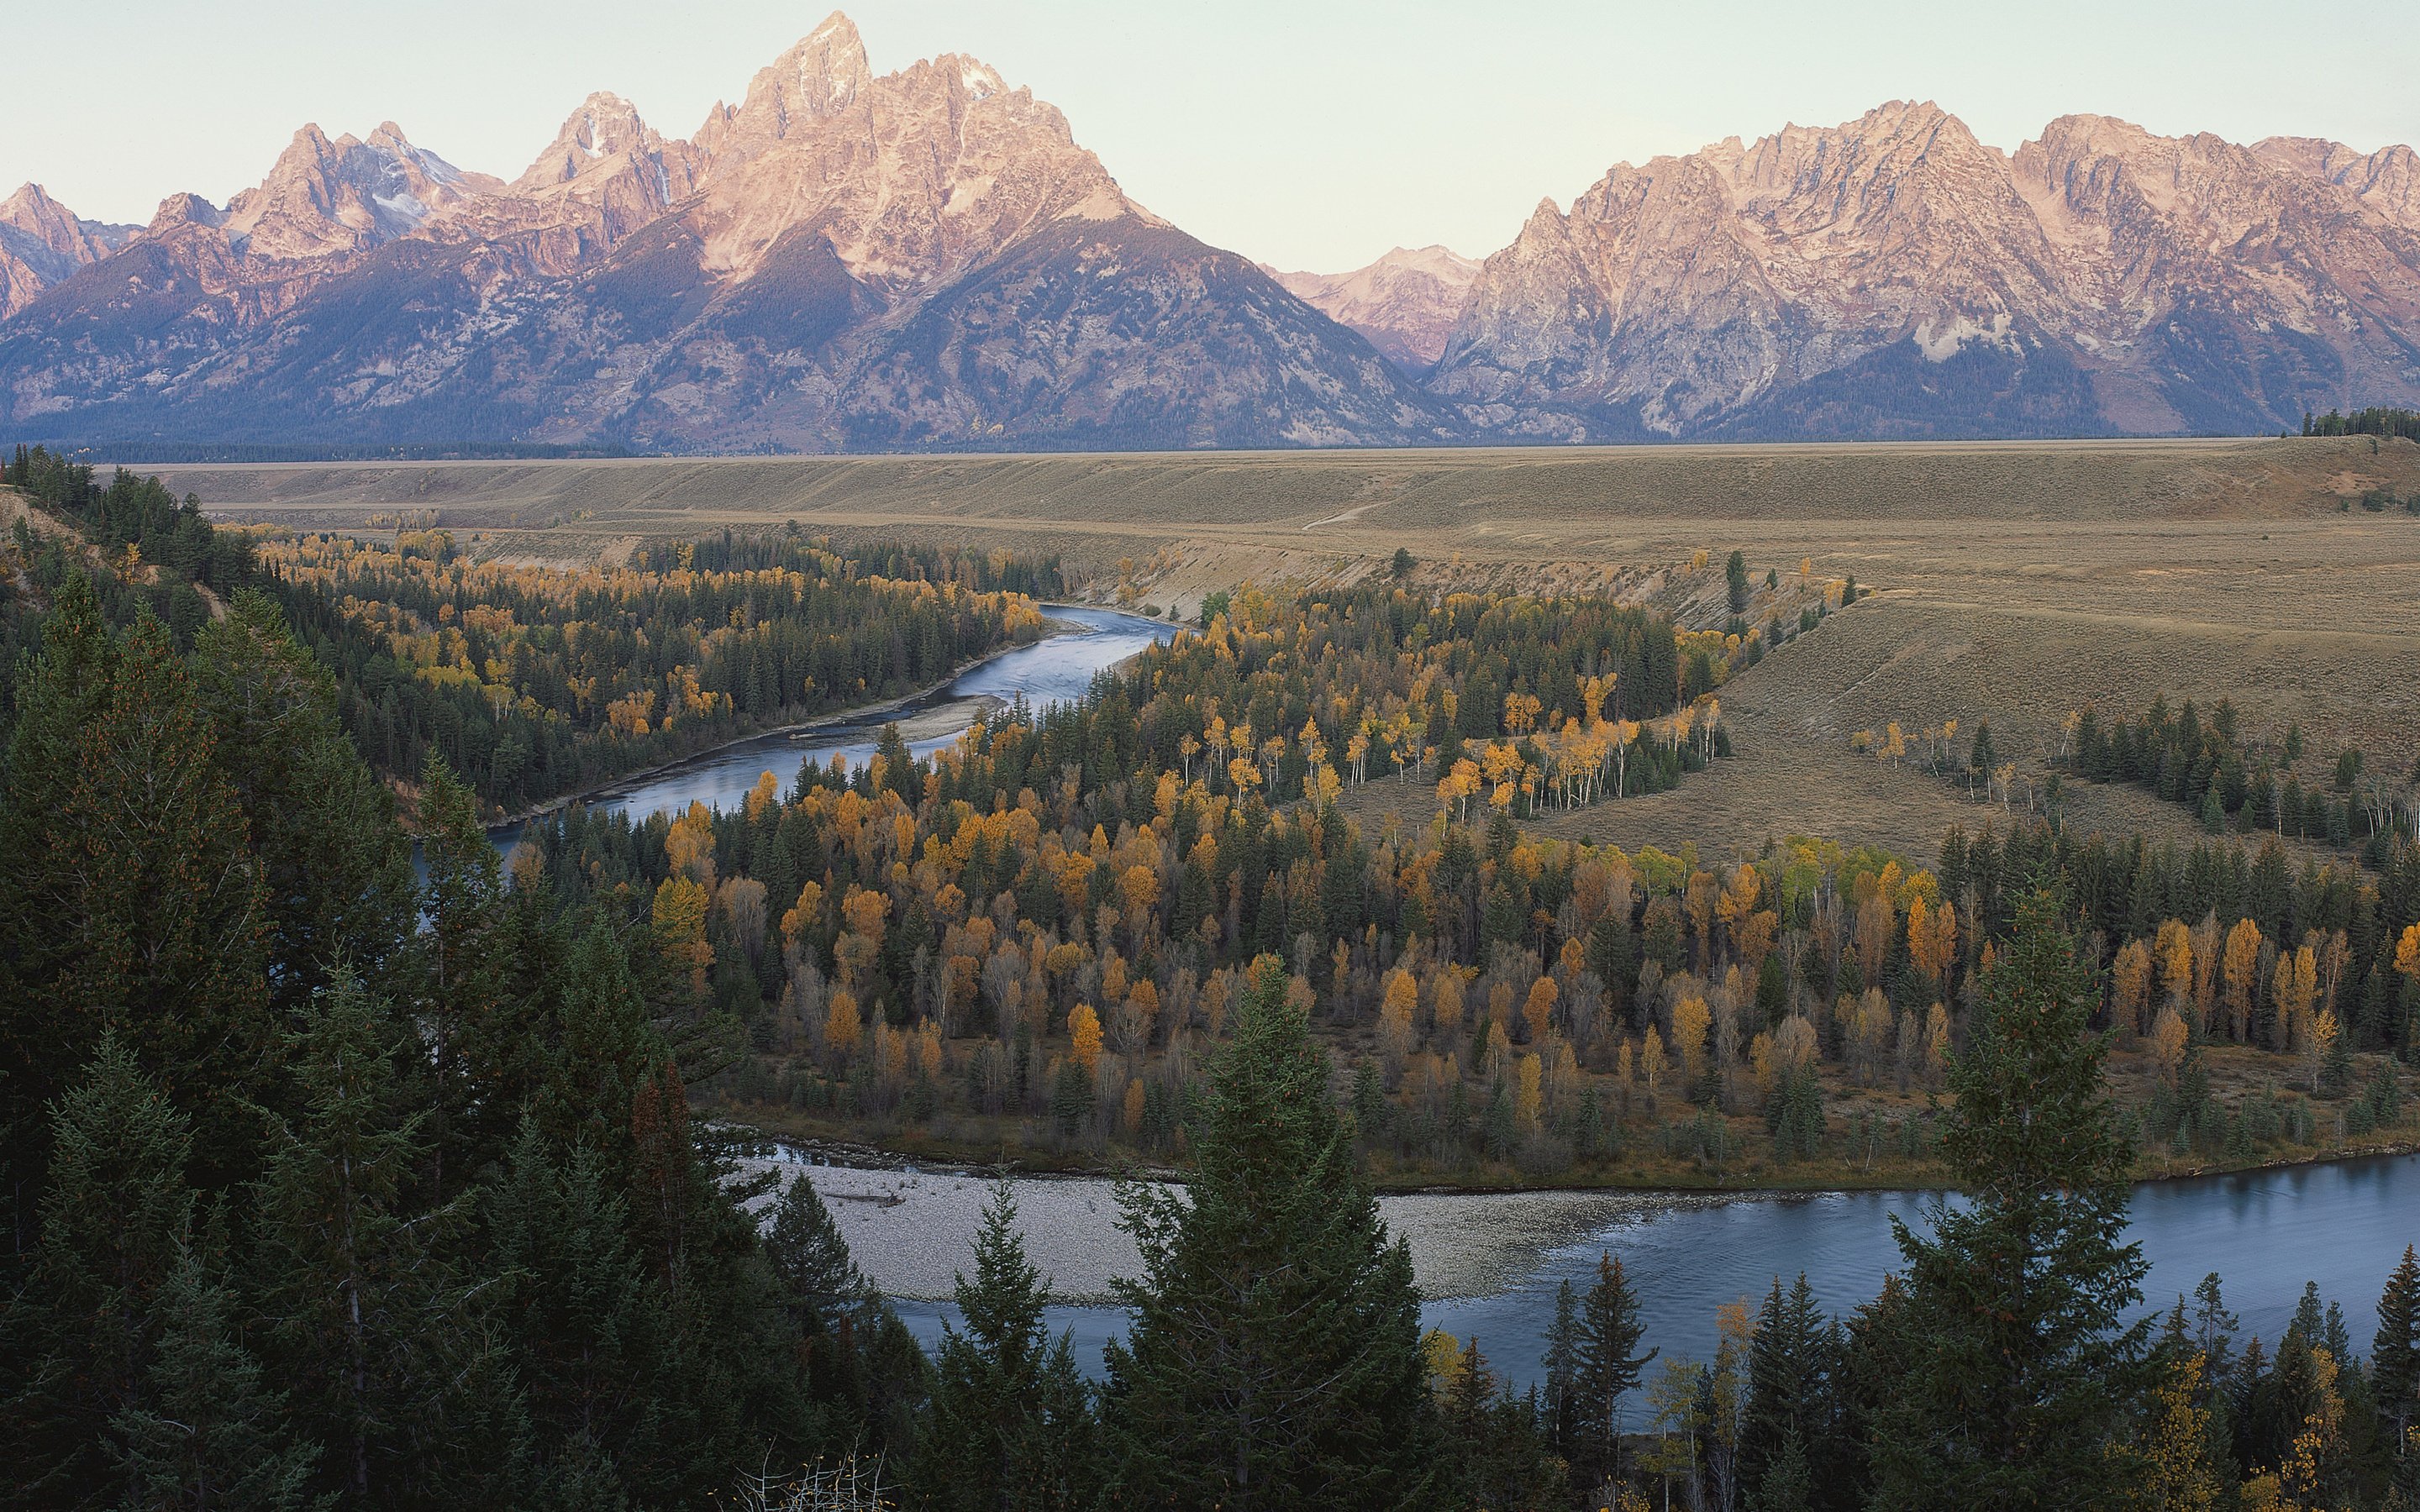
[1872,892,2152,1509]
[2,1036,202,1511]
[1741,1274,1843,1508]
[916,1183,1099,1511]
[106,1252,325,1512]
[1570,1252,1657,1495]
[250,976,491,1508]
[2375,1246,2420,1455]
[1103,954,1434,1508]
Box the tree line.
[2061,695,2417,861]
[2304,407,2420,442]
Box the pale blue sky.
[7,2,2412,271]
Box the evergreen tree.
[536,921,663,1155]
[2,1036,199,1511]
[1543,1278,1581,1454]
[2378,1247,2420,1452]
[107,1252,326,1512]
[1757,1426,1813,1512]
[1836,1274,1914,1505]
[1103,955,1434,1508]
[250,977,489,1507]
[1727,550,1752,615]
[1872,892,2153,1509]
[1570,1252,1657,1494]
[917,1184,1099,1511]
[765,1173,865,1336]
[763,1169,927,1456]
[1742,1275,1841,1504]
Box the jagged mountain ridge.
[5,36,2420,446]
[0,184,139,319]
[1427,101,2420,438]
[0,13,1449,451]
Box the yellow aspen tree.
[1069,1003,1103,1076]
[1641,1026,1666,1091]
[1685,871,1720,969]
[2150,1006,2191,1088]
[2154,917,2192,1004]
[1906,895,1940,984]
[1114,980,1160,1054]
[1523,977,1560,1043]
[2124,1353,2225,1511]
[2189,914,2223,1033]
[666,800,718,887]
[1749,1032,1777,1100]
[1923,1004,1951,1090]
[1850,989,1892,1087]
[2398,922,2420,985]
[1514,1052,1543,1131]
[1377,987,1415,1076]
[1547,1042,1581,1114]
[1432,971,1466,1042]
[1483,1020,1512,1082]
[1122,1079,1146,1138]
[2111,938,2155,1037]
[652,874,713,1000]
[2274,946,2318,1053]
[2223,918,2264,1042]
[2303,1010,2339,1095]
[1854,891,1896,981]
[1672,995,1712,1084]
[823,989,863,1064]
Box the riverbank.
[716,1101,2420,1201]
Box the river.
[808,1153,2419,1390]
[525,604,2413,1389]
[491,604,1176,848]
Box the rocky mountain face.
[1428,102,2420,438]
[6,40,2418,448]
[0,184,137,318]
[0,12,1446,451]
[1271,245,1480,373]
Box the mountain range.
[3,13,2416,451]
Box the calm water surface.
[891,1153,2420,1388]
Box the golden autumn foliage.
[1069,1003,1103,1076]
